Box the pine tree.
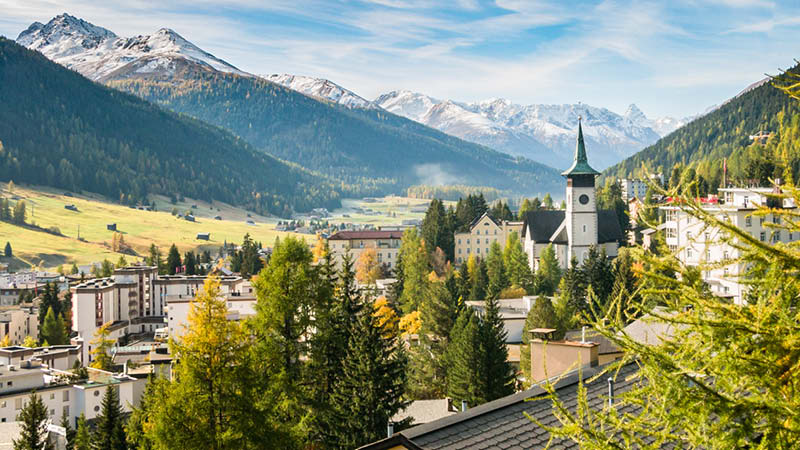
[421,198,454,261]
[166,244,181,275]
[74,414,91,450]
[445,309,485,407]
[324,309,408,449]
[93,386,127,450]
[60,413,75,450]
[184,251,196,275]
[480,297,515,401]
[485,241,509,299]
[4,241,11,257]
[520,296,560,388]
[13,392,53,450]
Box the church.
[521,120,623,271]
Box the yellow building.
[454,212,523,264]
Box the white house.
[522,120,623,271]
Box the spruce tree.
[581,246,614,315]
[503,232,534,293]
[74,414,91,450]
[93,386,127,450]
[60,413,75,450]
[456,261,471,303]
[445,309,485,407]
[40,307,67,345]
[325,309,408,449]
[4,241,10,257]
[469,259,488,301]
[560,258,587,316]
[534,244,561,296]
[166,244,181,275]
[183,251,196,275]
[480,296,515,401]
[13,392,53,450]
[421,198,454,261]
[485,241,509,299]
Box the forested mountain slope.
[110,74,562,195]
[0,38,341,216]
[604,70,799,189]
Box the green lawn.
[1,185,305,270]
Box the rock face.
[17,13,249,82]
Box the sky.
[1,0,799,118]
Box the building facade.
[661,186,798,304]
[522,120,622,271]
[454,213,523,264]
[327,230,404,270]
[0,307,38,346]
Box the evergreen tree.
[166,244,181,275]
[581,246,614,315]
[184,251,197,275]
[70,263,79,275]
[421,198,455,261]
[480,297,515,401]
[4,241,10,257]
[12,200,26,225]
[40,307,67,346]
[607,248,640,324]
[542,193,554,209]
[37,283,61,329]
[456,262,471,304]
[93,386,127,450]
[445,309,485,407]
[74,414,91,450]
[534,244,561,296]
[13,392,53,450]
[324,308,408,449]
[520,296,560,388]
[560,258,587,317]
[398,228,429,313]
[469,259,488,301]
[503,232,534,293]
[145,244,164,274]
[125,375,166,450]
[407,281,460,399]
[100,259,114,277]
[60,413,75,450]
[485,241,509,299]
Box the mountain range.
[14,13,563,200]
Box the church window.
[579,194,590,205]
[582,224,586,233]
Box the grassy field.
[303,195,448,227]
[0,185,304,270]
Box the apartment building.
[454,212,523,264]
[327,230,404,270]
[71,266,247,363]
[661,186,797,304]
[166,278,253,339]
[0,345,81,371]
[0,358,143,426]
[0,307,38,346]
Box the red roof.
[328,230,404,240]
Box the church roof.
[562,119,600,177]
[521,210,623,244]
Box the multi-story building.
[0,358,144,426]
[327,230,404,270]
[454,213,523,264]
[618,174,663,203]
[0,345,81,371]
[0,307,38,346]
[71,266,248,363]
[522,120,623,271]
[661,185,798,304]
[166,278,253,339]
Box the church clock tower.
[562,118,599,264]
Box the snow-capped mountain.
[375,91,691,170]
[264,74,374,109]
[17,13,249,81]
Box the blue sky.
[1,0,798,118]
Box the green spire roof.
[561,118,599,177]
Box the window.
[0,401,5,408]
[485,239,489,244]
[760,217,765,226]
[666,228,677,239]
[7,381,11,387]
[704,232,710,242]
[458,248,462,254]
[668,245,678,254]
[745,216,752,227]
[494,230,497,235]
[94,390,100,397]
[686,231,692,241]
[743,195,749,207]
[457,239,461,244]
[94,406,100,412]
[723,251,729,260]
[50,393,55,400]
[466,248,470,254]
[760,232,766,242]
[773,232,781,243]
[63,406,69,418]
[582,224,587,233]
[466,239,470,244]
[686,248,693,258]
[706,251,711,261]
[477,248,480,254]
[50,409,55,416]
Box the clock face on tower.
[579,194,590,205]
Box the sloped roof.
[360,362,642,450]
[521,210,566,243]
[597,210,624,243]
[562,120,599,177]
[468,211,501,230]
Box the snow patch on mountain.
[263,74,373,109]
[17,13,249,81]
[375,91,692,169]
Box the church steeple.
[561,117,599,177]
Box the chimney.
[529,329,599,384]
[387,422,394,438]
[461,400,468,412]
[607,377,615,407]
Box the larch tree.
[355,247,381,285]
[534,244,561,296]
[503,231,534,293]
[398,228,429,313]
[485,241,509,299]
[13,392,53,450]
[535,179,800,448]
[89,322,114,371]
